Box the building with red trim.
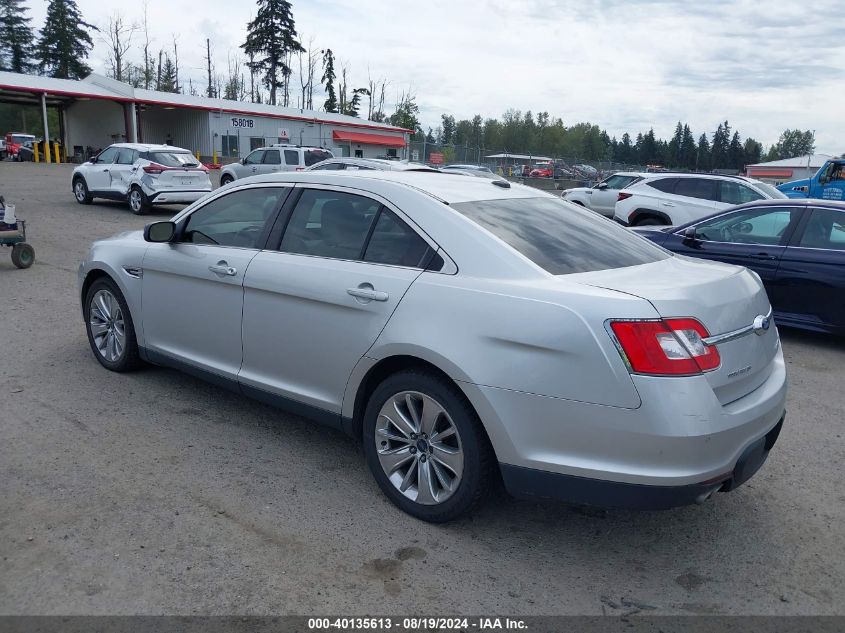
[0,71,411,161]
[745,154,833,184]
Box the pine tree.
[241,0,303,106]
[35,0,94,79]
[321,48,337,112]
[668,122,683,168]
[158,55,178,93]
[680,124,697,170]
[728,131,745,170]
[696,133,711,171]
[0,0,34,73]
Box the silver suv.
[220,145,333,185]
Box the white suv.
[561,172,649,217]
[614,174,787,226]
[72,143,212,214]
[220,145,333,185]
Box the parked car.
[778,157,845,201]
[561,172,649,217]
[307,157,436,172]
[634,198,845,335]
[440,164,493,175]
[529,163,554,178]
[78,171,786,522]
[71,143,212,214]
[4,132,36,161]
[220,145,333,185]
[614,173,787,226]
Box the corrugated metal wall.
[66,100,127,153]
[139,106,210,155]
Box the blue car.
[635,199,845,335]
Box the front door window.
[693,207,800,245]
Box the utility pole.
[206,39,214,98]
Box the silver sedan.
[78,171,786,522]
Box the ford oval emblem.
[753,314,770,335]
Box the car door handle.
[661,202,675,207]
[208,262,237,276]
[750,253,778,261]
[347,287,389,302]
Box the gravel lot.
[1,162,843,616]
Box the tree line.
[0,0,821,167]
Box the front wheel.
[11,243,35,269]
[220,174,234,186]
[84,278,142,372]
[128,186,149,215]
[363,370,495,522]
[73,178,93,204]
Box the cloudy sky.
[23,0,844,153]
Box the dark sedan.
[635,199,845,335]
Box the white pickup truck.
[560,171,649,217]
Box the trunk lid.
[568,254,780,405]
[148,166,211,190]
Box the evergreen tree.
[36,0,94,79]
[696,133,711,171]
[743,138,763,165]
[710,121,731,169]
[639,128,658,165]
[0,0,34,73]
[728,131,745,170]
[241,0,303,106]
[668,122,683,168]
[618,132,634,164]
[158,55,178,93]
[440,114,456,145]
[680,124,697,170]
[321,48,337,113]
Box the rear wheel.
[363,370,494,522]
[73,178,93,204]
[220,174,234,186]
[11,243,34,269]
[128,186,149,215]
[84,278,141,372]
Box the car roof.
[229,169,549,203]
[732,198,845,210]
[311,157,435,171]
[109,142,192,152]
[639,172,756,183]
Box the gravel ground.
[0,162,843,616]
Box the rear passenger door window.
[798,208,845,250]
[280,189,381,260]
[263,149,281,165]
[182,187,288,249]
[364,209,432,267]
[284,150,300,167]
[646,178,678,193]
[674,178,716,200]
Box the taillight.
[608,318,720,376]
[617,192,633,201]
[143,163,165,175]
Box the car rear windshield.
[304,149,332,166]
[754,182,788,199]
[451,197,670,275]
[145,151,200,167]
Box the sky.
[22,0,844,154]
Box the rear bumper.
[147,189,210,205]
[500,416,783,510]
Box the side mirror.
[683,226,698,241]
[144,221,177,243]
[595,182,608,190]
[241,157,247,165]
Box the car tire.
[73,177,93,204]
[128,186,149,215]
[84,277,142,372]
[220,174,234,186]
[11,243,35,269]
[362,369,495,523]
[634,217,665,226]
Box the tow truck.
[778,157,845,201]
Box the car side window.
[182,187,287,249]
[263,150,281,165]
[694,208,799,245]
[116,148,137,165]
[279,189,380,260]
[95,147,118,164]
[284,150,299,166]
[720,181,764,205]
[602,175,634,189]
[798,208,845,251]
[244,150,264,165]
[363,209,431,268]
[646,178,678,193]
[674,178,715,200]
[312,162,345,170]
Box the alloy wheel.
[129,189,143,212]
[375,391,464,505]
[89,289,126,363]
[74,181,86,202]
